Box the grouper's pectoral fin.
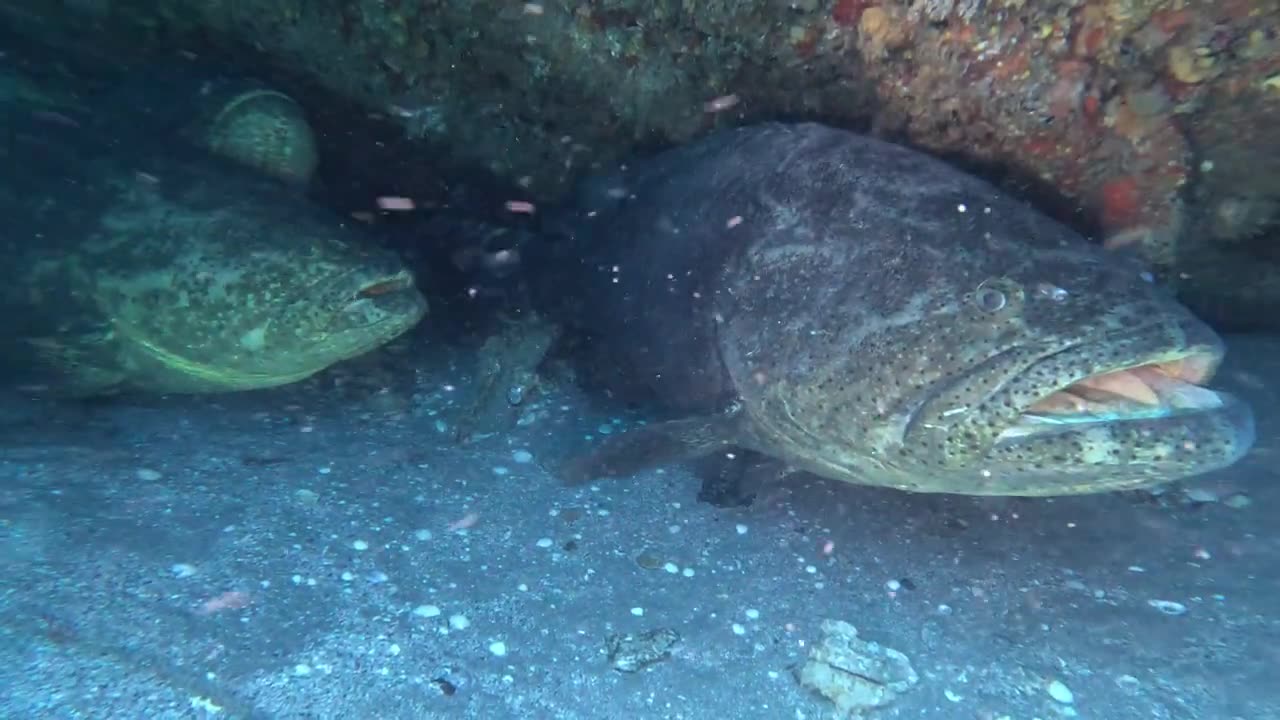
[561,413,742,485]
[21,331,127,396]
[692,450,798,508]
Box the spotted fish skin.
[535,123,1254,497]
[0,89,424,396]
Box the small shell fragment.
[1147,599,1188,615]
[605,628,680,672]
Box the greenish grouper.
[0,96,425,396]
[535,122,1254,496]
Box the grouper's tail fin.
[560,414,739,485]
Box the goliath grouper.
[536,123,1255,496]
[0,83,425,396]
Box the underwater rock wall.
[5,0,1279,321]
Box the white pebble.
[512,450,534,463]
[681,567,695,577]
[745,608,760,620]
[885,579,901,592]
[489,641,507,657]
[170,563,198,578]
[1148,599,1188,616]
[731,623,746,636]
[1047,679,1074,704]
[414,529,433,541]
[352,540,369,551]
[294,664,312,676]
[735,524,748,535]
[1224,493,1252,509]
[448,614,471,630]
[492,466,509,476]
[341,571,354,582]
[388,644,401,656]
[136,468,162,481]
[663,562,679,574]
[596,424,614,435]
[413,604,441,618]
[535,538,554,548]
[630,607,645,617]
[1184,487,1218,503]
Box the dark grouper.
[0,86,426,396]
[536,123,1255,496]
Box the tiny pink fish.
[377,196,416,211]
[703,94,740,114]
[31,110,81,128]
[505,200,536,214]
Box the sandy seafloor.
[0,324,1276,720]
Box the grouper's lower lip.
[997,351,1235,441]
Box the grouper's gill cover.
[551,123,1254,496]
[86,162,425,392]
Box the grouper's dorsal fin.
[187,83,319,189]
[561,409,744,485]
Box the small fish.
[703,94,740,113]
[30,110,81,128]
[377,196,416,211]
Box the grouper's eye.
[973,286,1006,312]
[968,278,1024,316]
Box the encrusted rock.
[454,312,559,443]
[794,619,919,718]
[606,628,680,673]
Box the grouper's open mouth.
[997,351,1234,441]
[325,268,427,353]
[340,269,425,318]
[354,271,417,301]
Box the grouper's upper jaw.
[1000,350,1225,439]
[978,341,1255,494]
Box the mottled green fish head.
[89,168,427,393]
[732,185,1254,497]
